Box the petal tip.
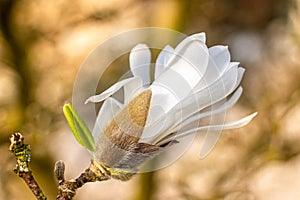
[251,112,258,118]
[84,97,93,104]
[190,32,206,43]
[243,112,258,125]
[132,43,149,51]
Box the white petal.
[130,44,151,85]
[143,35,209,142]
[193,60,239,93]
[175,65,240,129]
[157,112,257,145]
[144,84,181,135]
[199,131,221,159]
[141,111,175,143]
[123,77,143,104]
[227,62,240,71]
[208,45,230,72]
[153,40,209,101]
[145,66,239,144]
[190,32,206,43]
[174,33,206,52]
[175,87,243,131]
[141,99,180,143]
[235,67,245,87]
[168,39,209,72]
[92,97,122,142]
[155,45,174,79]
[165,33,206,67]
[193,55,226,92]
[181,112,257,135]
[163,45,175,66]
[180,65,239,118]
[85,77,140,104]
[197,87,243,119]
[151,70,194,110]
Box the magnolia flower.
[65,32,257,181]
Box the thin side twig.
[9,133,47,200]
[55,160,111,200]
[9,132,114,200]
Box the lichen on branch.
[9,133,47,200]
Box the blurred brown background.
[0,0,300,199]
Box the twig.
[9,132,114,200]
[9,133,47,200]
[55,160,111,200]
